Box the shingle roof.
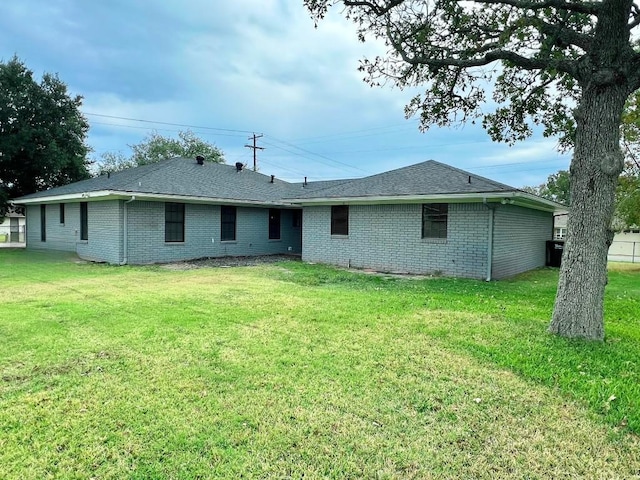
[14,158,530,207]
[288,160,516,200]
[14,157,302,204]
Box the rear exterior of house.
[302,202,552,280]
[15,157,561,277]
[26,200,302,264]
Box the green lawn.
[1,249,639,479]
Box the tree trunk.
[549,85,627,340]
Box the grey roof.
[14,157,302,204]
[14,158,531,206]
[288,160,516,200]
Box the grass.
[1,249,639,479]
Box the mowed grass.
[1,250,639,479]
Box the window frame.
[554,227,566,240]
[331,205,349,236]
[221,205,237,242]
[40,204,46,242]
[268,208,281,240]
[164,202,185,243]
[292,210,302,228]
[422,203,448,239]
[80,202,88,241]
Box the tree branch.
[471,0,600,15]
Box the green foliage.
[527,170,571,205]
[95,130,225,175]
[304,0,615,148]
[1,252,640,477]
[0,56,90,216]
[615,162,640,228]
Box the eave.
[289,191,565,212]
[13,190,298,208]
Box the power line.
[83,112,255,134]
[89,121,248,138]
[264,136,372,175]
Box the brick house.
[13,157,562,279]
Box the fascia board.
[14,190,297,208]
[291,191,565,212]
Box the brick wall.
[302,202,553,279]
[26,203,82,252]
[76,201,123,264]
[126,201,302,264]
[302,203,490,279]
[491,204,552,279]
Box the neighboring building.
[553,212,568,240]
[0,206,26,245]
[552,212,640,263]
[13,157,563,279]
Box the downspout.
[483,199,497,282]
[121,196,136,265]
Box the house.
[12,157,563,279]
[13,158,303,264]
[0,206,26,245]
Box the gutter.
[289,191,564,212]
[121,196,136,265]
[483,199,499,282]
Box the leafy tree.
[95,130,224,175]
[306,0,640,340]
[614,162,640,228]
[0,56,90,218]
[526,170,571,206]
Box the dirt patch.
[161,254,302,270]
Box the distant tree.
[306,0,640,341]
[614,162,640,228]
[94,130,225,175]
[0,56,90,218]
[526,171,571,206]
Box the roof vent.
[196,155,205,165]
[270,175,275,183]
[235,162,244,172]
[304,176,308,186]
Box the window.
[269,208,281,240]
[164,202,184,242]
[422,203,448,239]
[80,202,88,241]
[59,203,65,224]
[221,206,236,241]
[292,210,302,228]
[40,205,46,242]
[554,227,566,240]
[331,205,349,236]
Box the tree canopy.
[94,130,225,175]
[305,0,640,340]
[525,170,571,206]
[0,56,90,217]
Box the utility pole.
[244,133,264,172]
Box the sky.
[0,0,571,188]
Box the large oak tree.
[305,0,640,340]
[0,56,90,218]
